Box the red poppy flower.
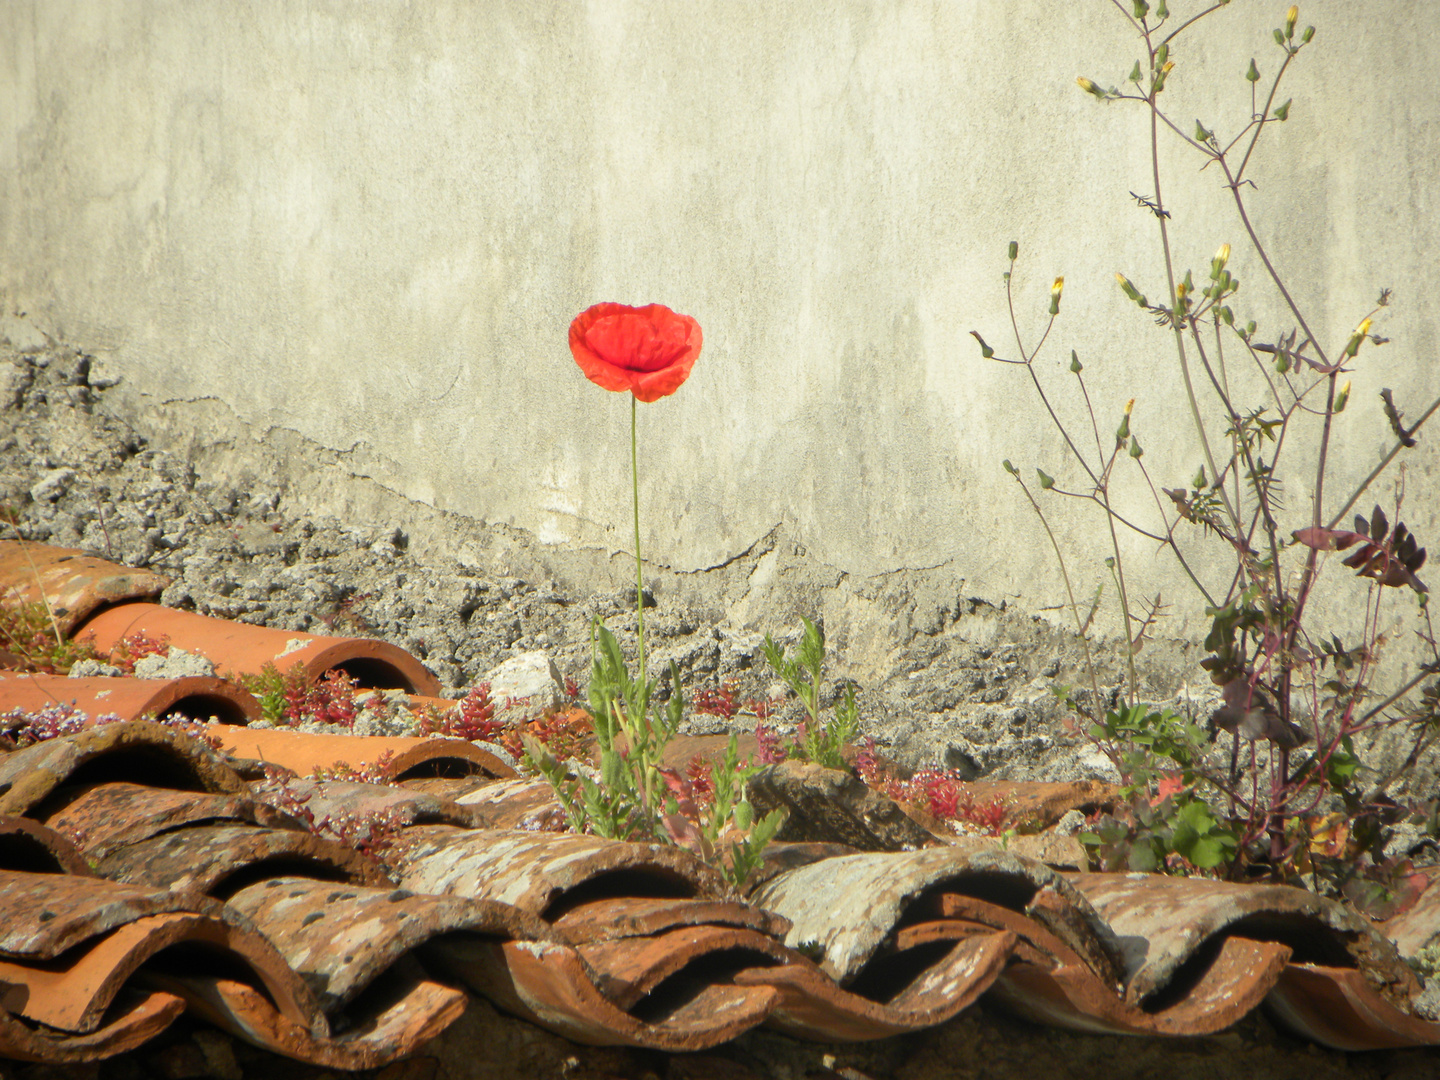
[568,302,703,403]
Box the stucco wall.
[2,1,1438,644]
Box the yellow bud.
[1161,61,1175,75]
[1124,398,1136,415]
[1049,276,1064,316]
[1052,277,1065,296]
[1357,317,1373,336]
[1286,5,1298,22]
[1215,243,1230,264]
[1076,77,1097,93]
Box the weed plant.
[975,2,1440,905]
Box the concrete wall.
[3,1,1439,646]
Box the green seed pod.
[1070,349,1083,373]
[1302,26,1315,42]
[1037,468,1055,490]
[1129,435,1144,459]
[1273,28,1285,45]
[1008,240,1018,261]
[1273,99,1291,121]
[733,800,755,831]
[1220,305,1234,325]
[1246,321,1257,337]
[1246,58,1260,82]
[1156,0,1169,17]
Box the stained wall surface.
[2,1,1438,641]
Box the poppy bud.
[1037,468,1055,490]
[1210,243,1231,279]
[1333,380,1351,414]
[970,330,995,359]
[1129,435,1144,459]
[1273,99,1291,121]
[1008,240,1018,261]
[1002,459,1017,475]
[1130,61,1143,83]
[1071,349,1083,373]
[1302,25,1314,42]
[1193,465,1207,490]
[1049,277,1064,316]
[1246,58,1260,82]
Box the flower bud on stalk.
[1076,76,1104,98]
[1333,380,1351,414]
[1130,61,1143,83]
[1153,60,1174,93]
[1050,277,1064,316]
[1155,43,1169,68]
[1129,435,1144,459]
[1116,398,1134,446]
[1156,0,1168,16]
[1071,349,1083,373]
[1195,120,1212,143]
[1273,29,1285,46]
[1002,459,1017,475]
[1210,243,1231,280]
[1273,99,1291,121]
[1133,0,1149,18]
[1246,58,1260,82]
[970,330,995,359]
[1193,465,1208,490]
[1037,468,1055,490]
[1344,318,1373,359]
[1302,26,1315,43]
[1286,6,1299,37]
[1008,240,1018,261]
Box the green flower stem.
[631,395,646,687]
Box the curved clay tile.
[41,782,309,861]
[75,603,440,695]
[422,934,780,1051]
[224,875,548,1014]
[97,821,392,897]
[0,671,260,726]
[0,722,245,817]
[750,844,1123,988]
[0,816,94,876]
[0,988,184,1064]
[0,541,168,638]
[215,726,514,782]
[394,825,729,917]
